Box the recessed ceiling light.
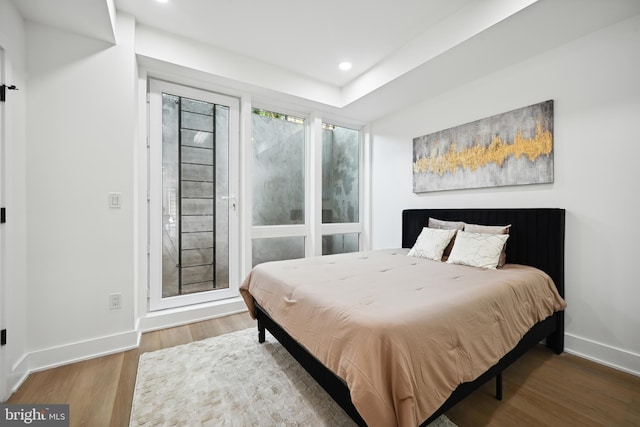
[338,61,352,71]
[156,0,169,3]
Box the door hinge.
[1,329,6,346]
[0,207,5,223]
[0,84,18,102]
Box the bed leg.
[496,373,503,401]
[546,312,565,354]
[258,318,266,344]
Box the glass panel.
[181,216,213,233]
[181,129,213,149]
[181,111,213,132]
[162,94,180,297]
[162,94,230,298]
[181,265,214,286]
[182,181,213,198]
[181,199,213,215]
[322,124,360,223]
[182,146,213,165]
[215,105,230,288]
[182,248,214,267]
[322,233,359,255]
[182,164,213,182]
[181,98,214,115]
[252,237,305,267]
[252,109,305,225]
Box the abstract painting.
[413,100,554,193]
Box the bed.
[240,208,566,426]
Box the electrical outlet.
[108,192,122,208]
[109,293,122,310]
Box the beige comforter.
[240,249,566,427]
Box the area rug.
[130,328,457,426]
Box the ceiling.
[116,0,477,88]
[10,0,640,122]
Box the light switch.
[108,192,122,208]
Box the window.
[252,236,305,267]
[250,108,308,266]
[322,124,360,224]
[321,123,362,255]
[252,109,305,226]
[249,110,364,265]
[322,233,359,255]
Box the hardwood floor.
[7,312,640,427]
[446,347,640,427]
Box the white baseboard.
[4,354,29,402]
[138,296,248,333]
[15,330,140,375]
[565,333,640,377]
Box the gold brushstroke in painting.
[413,122,552,176]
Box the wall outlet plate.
[109,293,122,310]
[108,192,122,208]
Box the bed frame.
[255,208,565,426]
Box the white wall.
[0,0,28,399]
[370,14,640,375]
[22,13,138,371]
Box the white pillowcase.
[407,227,457,261]
[464,223,511,267]
[446,231,509,269]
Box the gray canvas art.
[413,100,554,193]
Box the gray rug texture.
[130,327,457,426]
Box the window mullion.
[361,125,371,251]
[251,225,309,239]
[309,114,322,257]
[321,223,363,236]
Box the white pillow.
[446,231,509,269]
[464,223,511,267]
[407,227,457,261]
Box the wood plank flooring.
[7,312,640,427]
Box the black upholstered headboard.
[402,208,565,297]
